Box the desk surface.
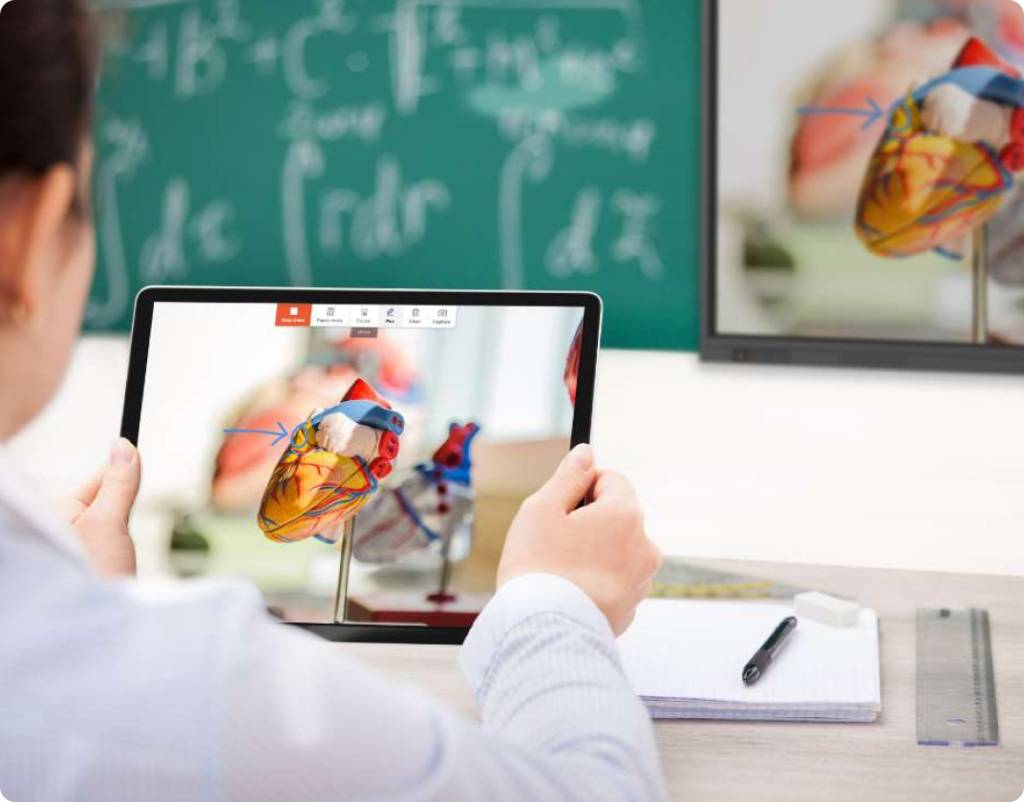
[340,559,1023,802]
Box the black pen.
[742,616,798,686]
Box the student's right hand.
[497,444,662,635]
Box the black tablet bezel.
[122,286,602,644]
[701,0,1024,375]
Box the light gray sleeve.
[455,573,666,802]
[216,574,665,802]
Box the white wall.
[10,339,1024,577]
[593,353,1024,577]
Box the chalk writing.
[612,190,663,279]
[90,119,149,327]
[89,0,672,333]
[278,101,388,144]
[546,187,601,277]
[544,186,664,280]
[282,0,358,100]
[140,179,240,282]
[319,157,450,259]
[499,133,554,289]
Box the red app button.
[275,303,311,327]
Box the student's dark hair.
[0,0,98,181]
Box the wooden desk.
[340,559,1024,802]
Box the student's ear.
[0,164,77,327]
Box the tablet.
[121,287,601,643]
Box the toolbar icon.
[275,303,311,327]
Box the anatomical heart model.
[854,35,1024,342]
[856,37,1024,259]
[212,334,423,513]
[353,422,481,566]
[257,378,405,544]
[788,17,972,221]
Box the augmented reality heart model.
[257,378,404,544]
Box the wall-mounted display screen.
[705,0,1024,372]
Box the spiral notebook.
[617,599,881,722]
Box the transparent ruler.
[916,608,999,747]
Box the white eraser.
[793,591,860,628]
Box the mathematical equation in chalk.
[89,0,669,328]
[113,0,642,109]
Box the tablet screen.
[132,297,589,627]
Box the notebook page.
[617,600,880,708]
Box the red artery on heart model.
[256,378,405,545]
[564,321,583,407]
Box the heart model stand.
[972,225,990,345]
[331,517,459,623]
[332,518,357,623]
[426,534,458,605]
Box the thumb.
[535,444,596,512]
[89,438,141,523]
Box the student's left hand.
[61,438,141,577]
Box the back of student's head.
[0,0,101,438]
[0,0,98,183]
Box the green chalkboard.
[88,0,701,350]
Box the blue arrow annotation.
[222,421,290,447]
[221,403,406,448]
[796,98,885,131]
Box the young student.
[0,2,665,800]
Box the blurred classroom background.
[10,0,1024,581]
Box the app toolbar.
[276,303,457,329]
